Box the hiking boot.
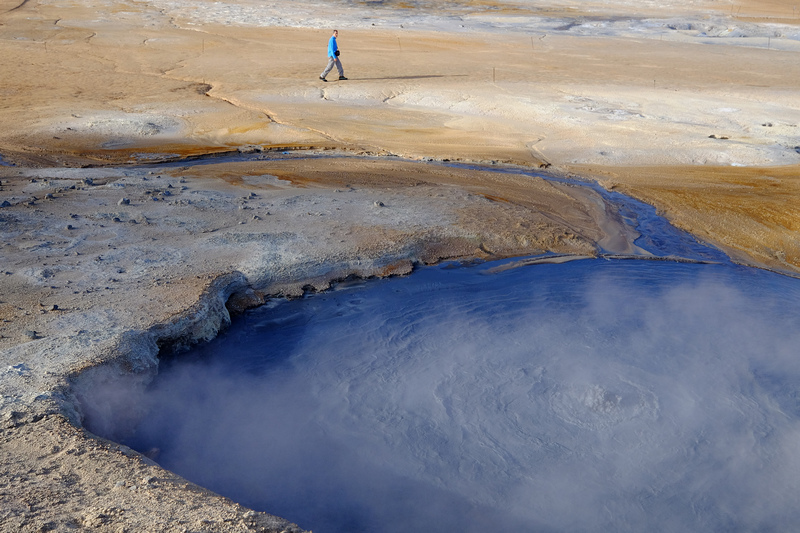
[338,76,348,80]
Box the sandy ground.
[1,0,799,531]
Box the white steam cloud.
[95,261,800,532]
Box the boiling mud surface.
[126,258,800,532]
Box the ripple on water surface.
[120,259,800,533]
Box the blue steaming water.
[109,158,800,532]
[123,257,800,532]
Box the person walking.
[320,29,347,82]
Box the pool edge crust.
[1,411,308,532]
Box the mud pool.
[75,161,800,532]
[85,254,800,533]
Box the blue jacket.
[328,35,339,58]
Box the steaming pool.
[78,157,800,532]
[114,256,800,532]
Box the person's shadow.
[346,74,468,81]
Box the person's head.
[333,30,338,37]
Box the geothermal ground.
[1,0,799,531]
